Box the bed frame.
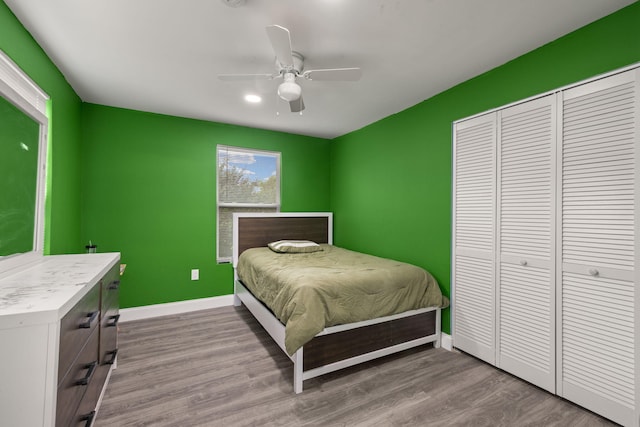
[232,212,441,393]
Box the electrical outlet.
[191,269,199,280]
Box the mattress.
[236,244,449,355]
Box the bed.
[232,212,448,393]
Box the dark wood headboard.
[233,213,333,265]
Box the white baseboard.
[119,295,234,322]
[441,333,452,351]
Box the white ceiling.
[5,0,635,139]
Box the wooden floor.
[95,306,616,427]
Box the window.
[216,145,280,262]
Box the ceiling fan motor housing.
[276,51,304,74]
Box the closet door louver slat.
[497,95,556,392]
[559,70,638,427]
[453,114,496,364]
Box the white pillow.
[267,240,323,253]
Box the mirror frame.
[0,50,49,267]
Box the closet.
[452,66,639,427]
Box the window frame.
[216,145,281,263]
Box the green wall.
[0,2,84,254]
[330,2,640,334]
[81,104,330,308]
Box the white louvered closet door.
[497,95,556,393]
[559,69,639,427]
[453,113,497,364]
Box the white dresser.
[0,253,121,427]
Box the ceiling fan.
[218,25,362,113]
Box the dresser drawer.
[81,350,114,426]
[101,305,119,361]
[72,316,118,427]
[58,284,100,385]
[70,371,102,427]
[101,289,119,341]
[101,262,119,367]
[101,264,121,305]
[56,327,99,427]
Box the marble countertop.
[0,252,120,328]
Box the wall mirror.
[0,50,49,262]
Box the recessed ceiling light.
[244,94,262,103]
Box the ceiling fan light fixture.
[277,73,301,102]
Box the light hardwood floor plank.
[95,306,615,427]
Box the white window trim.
[216,145,281,263]
[0,50,49,266]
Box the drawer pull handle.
[107,314,121,328]
[589,268,599,277]
[520,260,528,266]
[79,311,99,329]
[105,348,119,365]
[79,410,96,427]
[109,279,121,290]
[76,361,98,386]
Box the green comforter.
[236,244,449,355]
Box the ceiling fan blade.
[218,73,275,81]
[289,96,305,113]
[302,67,362,81]
[266,25,294,68]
